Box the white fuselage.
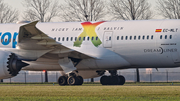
[0,19,180,71]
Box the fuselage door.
[170,34,180,63]
[103,31,113,48]
[171,51,180,63]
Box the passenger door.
[103,31,113,48]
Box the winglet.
[18,21,39,43]
[23,21,39,27]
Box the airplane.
[0,19,180,85]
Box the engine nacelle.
[0,51,29,79]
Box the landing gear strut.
[58,73,84,86]
[100,70,126,85]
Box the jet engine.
[0,51,29,79]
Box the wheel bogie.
[57,75,84,86]
[100,75,126,85]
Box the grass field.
[0,83,180,101]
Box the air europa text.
[0,32,18,48]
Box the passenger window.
[87,37,90,41]
[92,37,94,40]
[160,35,162,39]
[130,36,132,40]
[134,36,136,40]
[9,39,11,43]
[170,35,172,39]
[142,36,145,40]
[83,37,85,41]
[147,36,149,40]
[71,37,73,41]
[75,37,77,41]
[165,35,167,39]
[62,37,64,41]
[151,35,153,39]
[66,37,69,41]
[138,36,141,40]
[54,37,56,41]
[126,36,128,40]
[13,39,15,42]
[96,37,98,40]
[117,36,119,40]
[121,36,123,40]
[58,37,60,41]
[109,37,111,40]
[79,37,81,41]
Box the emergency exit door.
[103,31,113,48]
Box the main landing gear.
[58,73,84,86]
[100,70,126,85]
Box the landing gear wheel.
[76,76,83,85]
[100,76,109,85]
[67,76,77,85]
[58,76,67,85]
[110,76,120,85]
[118,75,125,85]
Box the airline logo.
[73,21,105,47]
[0,32,18,48]
[155,29,162,32]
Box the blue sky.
[3,0,161,21]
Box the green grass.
[0,83,180,101]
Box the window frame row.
[117,35,154,40]
[54,36,99,42]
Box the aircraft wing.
[17,21,94,59]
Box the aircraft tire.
[76,76,84,85]
[110,76,120,85]
[100,76,109,85]
[118,75,126,85]
[58,76,67,86]
[67,76,77,85]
